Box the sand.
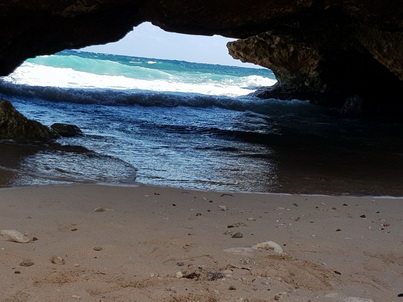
[0,184,402,302]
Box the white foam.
[4,62,276,98]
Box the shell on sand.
[252,241,284,254]
[0,229,31,243]
[225,241,284,256]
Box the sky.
[83,22,258,68]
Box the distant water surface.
[1,50,402,196]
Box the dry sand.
[0,184,402,302]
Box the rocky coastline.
[0,100,82,140]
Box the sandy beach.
[0,184,402,302]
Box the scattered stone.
[360,215,367,218]
[227,222,247,228]
[183,272,199,280]
[252,241,284,254]
[232,232,243,238]
[93,247,103,251]
[20,260,34,267]
[50,123,83,137]
[94,207,106,212]
[0,230,31,243]
[229,285,236,290]
[176,262,185,267]
[14,270,21,274]
[206,272,225,281]
[180,271,225,281]
[222,269,233,276]
[218,205,227,211]
[50,256,66,265]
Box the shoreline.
[0,183,402,301]
[3,181,403,199]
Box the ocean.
[1,50,403,196]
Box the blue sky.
[84,22,258,68]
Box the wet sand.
[2,139,403,197]
[0,184,402,301]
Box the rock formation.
[0,0,402,115]
[0,100,58,139]
[51,123,83,137]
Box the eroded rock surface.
[0,1,402,115]
[51,123,83,137]
[0,100,58,139]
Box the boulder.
[51,123,83,137]
[0,100,59,139]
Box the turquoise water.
[1,50,403,195]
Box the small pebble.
[20,260,34,267]
[232,232,243,238]
[229,285,236,290]
[50,256,65,265]
[398,293,403,297]
[14,270,21,274]
[218,205,227,211]
[94,207,106,212]
[176,262,185,267]
[360,215,366,218]
[93,247,103,251]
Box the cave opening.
[83,22,259,69]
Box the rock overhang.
[0,0,402,116]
